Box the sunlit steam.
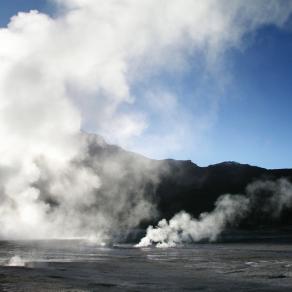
[137,179,292,248]
[0,0,291,243]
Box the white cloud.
[0,0,291,240]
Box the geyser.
[0,0,291,244]
[137,179,292,247]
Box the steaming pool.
[1,238,292,291]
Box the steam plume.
[137,194,249,248]
[137,179,292,248]
[0,1,291,242]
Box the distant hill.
[156,160,292,227]
[85,133,292,229]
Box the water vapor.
[137,179,292,247]
[0,1,291,242]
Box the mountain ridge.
[86,134,292,228]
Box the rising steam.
[137,179,292,248]
[0,1,292,243]
[137,194,249,248]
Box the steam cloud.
[137,179,292,248]
[0,1,292,243]
[137,194,249,248]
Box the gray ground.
[1,240,292,291]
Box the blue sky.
[1,1,292,169]
[0,0,49,26]
[211,25,292,169]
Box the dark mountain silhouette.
[86,134,292,229]
[156,160,292,228]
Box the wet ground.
[1,238,292,291]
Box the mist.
[0,0,292,243]
[137,179,292,247]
